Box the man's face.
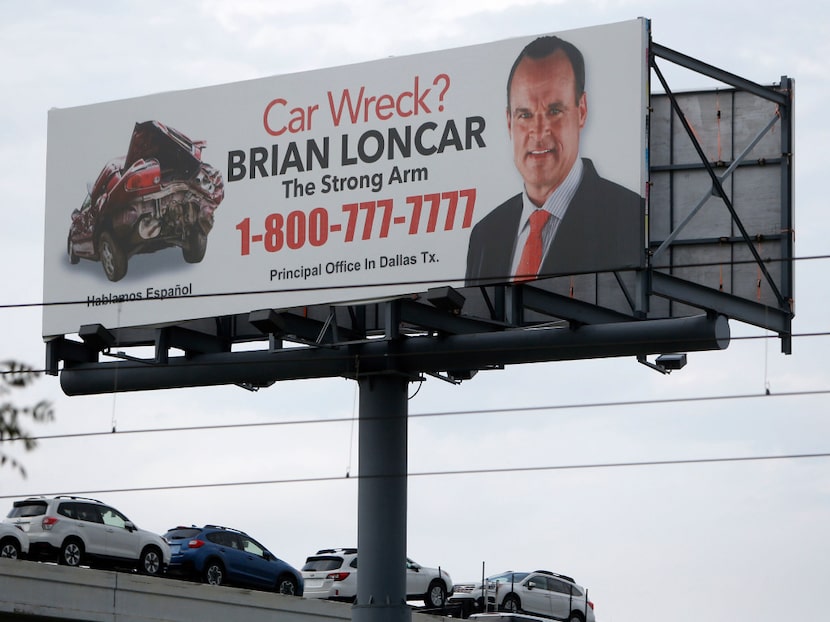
[507,50,587,207]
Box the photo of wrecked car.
[67,120,225,282]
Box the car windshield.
[164,527,202,540]
[302,556,344,571]
[7,501,47,518]
[488,572,530,584]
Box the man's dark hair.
[506,35,586,108]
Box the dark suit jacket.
[465,158,643,285]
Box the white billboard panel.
[43,19,648,337]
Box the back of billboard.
[42,19,648,338]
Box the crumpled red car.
[67,120,225,282]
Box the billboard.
[43,19,648,338]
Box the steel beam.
[60,314,729,395]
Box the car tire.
[425,580,447,608]
[182,229,207,263]
[139,545,163,576]
[0,537,21,559]
[68,238,80,264]
[568,612,585,622]
[203,560,225,586]
[99,231,127,282]
[502,594,521,613]
[59,538,84,567]
[276,573,299,595]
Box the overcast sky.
[1,2,828,622]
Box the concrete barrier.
[0,559,450,622]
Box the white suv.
[449,570,595,622]
[4,496,170,575]
[301,547,453,608]
[0,522,29,559]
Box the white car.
[301,547,453,608]
[449,570,595,622]
[4,496,170,575]
[0,522,29,559]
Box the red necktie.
[514,209,551,282]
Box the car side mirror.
[526,581,535,590]
[125,521,137,532]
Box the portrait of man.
[465,35,643,285]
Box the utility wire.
[1,253,827,312]
[1,451,827,500]
[3,388,829,445]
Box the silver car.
[449,570,596,622]
[4,496,169,575]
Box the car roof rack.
[315,547,358,555]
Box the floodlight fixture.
[656,353,687,371]
[447,369,478,382]
[638,352,688,374]
[248,308,286,335]
[425,286,465,313]
[78,323,115,350]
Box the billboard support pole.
[353,371,412,622]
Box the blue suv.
[163,525,303,595]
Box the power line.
[1,451,827,500]
[3,388,828,445]
[2,253,827,312]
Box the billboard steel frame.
[648,43,794,352]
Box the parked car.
[163,525,302,595]
[3,496,169,575]
[448,570,595,622]
[0,522,29,559]
[301,547,452,608]
[67,120,225,281]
